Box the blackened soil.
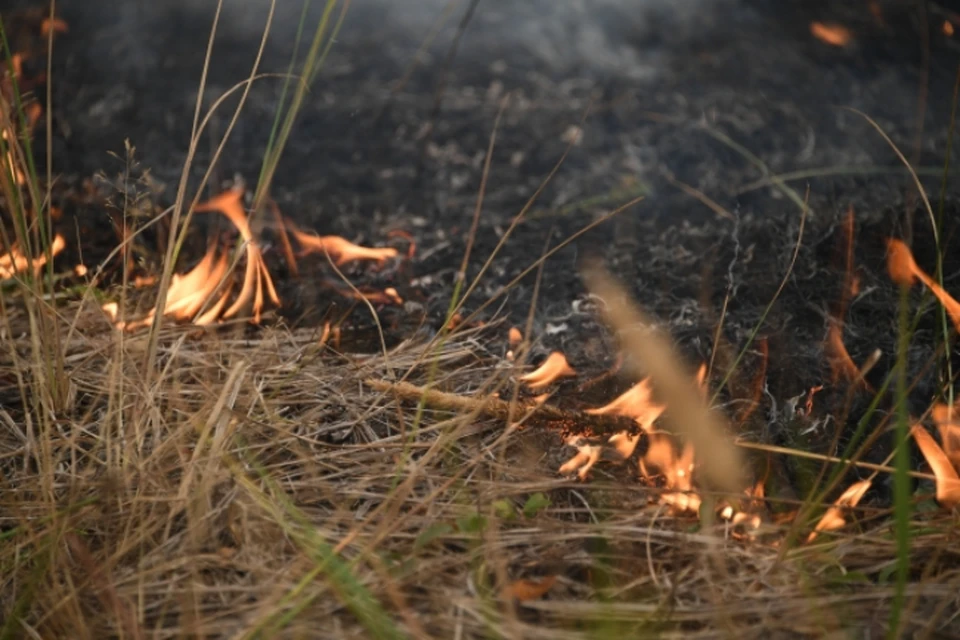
[6,0,960,501]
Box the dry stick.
[363,378,640,440]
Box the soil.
[6,0,960,501]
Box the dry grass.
[1,301,959,639]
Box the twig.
[363,378,640,440]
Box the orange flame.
[195,188,279,323]
[931,404,960,465]
[911,424,960,507]
[588,378,665,433]
[826,321,868,388]
[558,439,603,480]
[641,434,700,513]
[119,246,232,331]
[887,238,960,331]
[0,234,65,278]
[520,352,576,390]
[506,327,523,361]
[287,219,398,266]
[558,376,666,478]
[810,22,852,47]
[807,479,871,542]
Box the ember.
[809,21,852,47]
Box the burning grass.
[2,305,960,638]
[4,2,960,638]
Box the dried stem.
[363,378,640,440]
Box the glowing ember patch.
[41,17,69,36]
[508,327,522,346]
[807,479,871,542]
[945,20,955,37]
[810,22,852,47]
[73,264,87,277]
[520,352,576,389]
[911,425,960,507]
[0,234,65,278]
[886,238,960,331]
[133,275,157,288]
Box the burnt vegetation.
[2,1,960,638]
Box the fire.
[826,319,867,387]
[506,326,523,361]
[559,378,664,479]
[944,20,955,37]
[118,246,232,331]
[641,434,700,513]
[0,234,65,279]
[520,352,576,390]
[886,238,960,332]
[911,424,960,507]
[810,22,852,47]
[286,219,399,266]
[195,188,279,323]
[931,403,960,464]
[107,186,409,329]
[807,479,871,542]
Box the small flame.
[826,321,867,387]
[558,378,668,476]
[558,438,603,480]
[886,238,960,331]
[120,246,232,331]
[807,479,871,542]
[810,22,852,47]
[195,188,279,323]
[506,327,523,361]
[641,434,700,513]
[944,20,955,37]
[520,352,576,390]
[101,302,119,322]
[931,404,960,464]
[911,424,960,507]
[588,378,665,432]
[0,234,65,278]
[288,220,398,266]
